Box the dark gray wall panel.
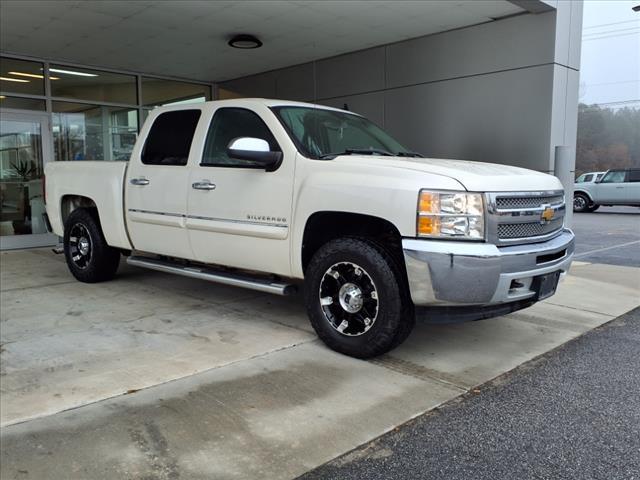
[384,64,554,172]
[315,47,385,100]
[386,11,555,89]
[222,71,277,98]
[275,63,315,101]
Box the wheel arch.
[573,189,594,203]
[300,211,407,280]
[60,194,98,226]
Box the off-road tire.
[573,193,591,213]
[304,237,414,358]
[63,208,120,283]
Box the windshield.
[271,106,420,159]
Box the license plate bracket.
[532,270,561,300]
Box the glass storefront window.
[52,102,138,162]
[50,65,137,105]
[0,115,48,237]
[141,77,210,107]
[0,57,45,96]
[0,95,46,111]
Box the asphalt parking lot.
[301,307,640,480]
[571,206,640,267]
[1,210,639,479]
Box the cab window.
[628,170,640,183]
[583,174,593,183]
[601,170,627,183]
[201,108,280,167]
[142,110,201,166]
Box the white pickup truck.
[45,99,574,358]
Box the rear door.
[626,169,640,205]
[125,108,202,259]
[185,105,295,276]
[592,170,628,203]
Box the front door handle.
[130,177,150,186]
[192,181,216,191]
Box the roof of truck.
[152,98,358,115]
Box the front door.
[186,106,295,277]
[0,110,56,250]
[593,170,628,203]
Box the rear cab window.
[142,110,201,166]
[628,169,640,183]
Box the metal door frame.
[0,108,57,250]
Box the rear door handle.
[130,177,150,186]
[192,181,216,191]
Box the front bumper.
[402,229,574,306]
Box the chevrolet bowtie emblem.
[541,206,555,224]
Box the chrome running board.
[126,256,297,296]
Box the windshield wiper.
[396,151,424,158]
[318,148,394,159]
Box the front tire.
[304,238,414,358]
[573,193,591,213]
[64,208,120,283]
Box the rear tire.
[304,238,414,358]
[587,204,600,212]
[573,193,591,213]
[64,208,120,283]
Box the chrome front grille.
[486,190,566,246]
[495,195,564,210]
[497,218,564,239]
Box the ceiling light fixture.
[0,76,29,83]
[9,71,59,80]
[633,4,640,11]
[49,68,98,77]
[228,34,262,49]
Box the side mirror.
[227,137,282,172]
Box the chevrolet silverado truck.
[45,99,574,358]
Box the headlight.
[417,190,484,239]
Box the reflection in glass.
[0,96,46,111]
[141,77,210,107]
[50,64,137,105]
[0,57,45,96]
[0,118,46,236]
[52,102,138,161]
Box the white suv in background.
[573,168,640,212]
[575,171,605,184]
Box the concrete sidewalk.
[1,249,639,479]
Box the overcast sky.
[580,0,640,106]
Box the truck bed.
[45,161,132,250]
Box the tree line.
[576,104,640,176]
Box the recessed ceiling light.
[228,34,262,49]
[49,68,98,77]
[0,76,29,83]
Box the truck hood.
[334,155,563,192]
